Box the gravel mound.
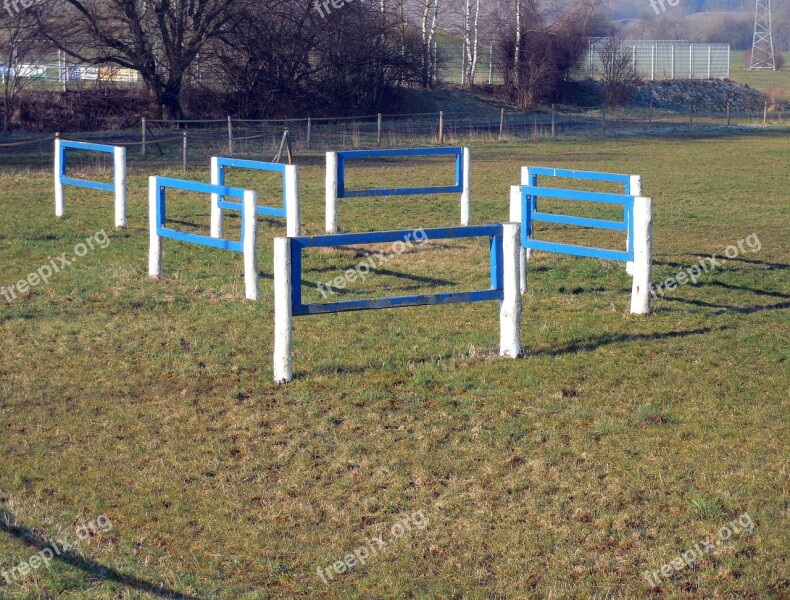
[629,79,769,112]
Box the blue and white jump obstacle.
[325,147,471,233]
[148,177,259,300]
[273,223,521,383]
[510,167,652,315]
[54,138,127,228]
[210,157,301,239]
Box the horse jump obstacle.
[210,157,301,239]
[273,223,521,383]
[148,177,259,300]
[54,138,127,228]
[325,147,471,233]
[510,168,652,315]
[519,167,642,274]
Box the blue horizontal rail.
[337,148,463,159]
[526,240,631,262]
[291,224,504,316]
[214,157,287,218]
[337,147,463,199]
[156,177,246,198]
[294,290,503,316]
[523,185,633,206]
[293,225,501,248]
[158,229,243,252]
[155,176,249,253]
[60,176,114,192]
[61,140,117,154]
[528,167,631,185]
[532,212,628,231]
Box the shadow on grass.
[532,326,728,357]
[0,509,200,599]
[662,297,790,314]
[259,268,457,293]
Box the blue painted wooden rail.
[520,167,637,263]
[290,225,504,316]
[58,140,118,192]
[337,148,464,198]
[213,158,288,218]
[153,177,250,252]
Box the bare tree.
[463,0,480,85]
[0,10,48,133]
[597,35,641,106]
[420,0,439,87]
[42,0,247,118]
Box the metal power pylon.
[750,0,776,71]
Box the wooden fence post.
[182,131,188,173]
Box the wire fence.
[2,102,787,171]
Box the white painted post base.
[114,147,127,229]
[54,138,65,218]
[148,176,162,278]
[243,190,259,301]
[285,165,301,237]
[629,196,653,315]
[273,237,293,383]
[326,152,338,234]
[509,185,528,294]
[210,157,224,239]
[500,222,522,358]
[626,175,642,275]
[460,147,471,226]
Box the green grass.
[1,134,788,598]
[729,50,790,101]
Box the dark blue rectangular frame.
[214,158,288,218]
[337,148,464,199]
[59,140,117,192]
[154,177,249,252]
[290,225,504,316]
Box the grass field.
[729,50,790,102]
[1,133,788,598]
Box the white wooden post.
[273,237,293,383]
[460,147,471,226]
[243,190,259,301]
[210,157,224,239]
[629,196,653,315]
[285,165,301,237]
[326,152,338,233]
[509,185,527,294]
[148,176,162,278]
[500,222,522,358]
[54,135,65,218]
[626,174,642,276]
[113,146,127,229]
[519,166,534,260]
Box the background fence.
[2,102,787,170]
[587,41,731,80]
